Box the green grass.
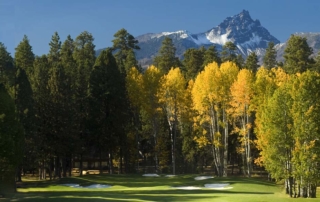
[4,174,320,201]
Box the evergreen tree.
[72,31,96,176]
[61,35,76,76]
[112,28,140,74]
[124,49,140,73]
[0,42,13,85]
[236,54,245,69]
[263,41,277,70]
[14,35,35,74]
[245,52,259,74]
[221,41,237,63]
[182,48,204,79]
[30,55,51,180]
[89,49,127,174]
[283,35,313,74]
[312,51,320,72]
[14,67,35,181]
[48,32,61,64]
[203,45,221,67]
[153,37,181,73]
[0,84,24,196]
[60,35,77,177]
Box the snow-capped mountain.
[134,10,280,67]
[96,10,320,67]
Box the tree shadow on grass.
[12,189,274,202]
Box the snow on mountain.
[137,10,279,57]
[133,10,281,67]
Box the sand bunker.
[194,176,214,180]
[204,183,233,190]
[172,186,201,190]
[142,173,160,177]
[61,183,81,188]
[85,184,112,188]
[61,184,111,188]
[165,175,176,177]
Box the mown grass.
[4,174,320,201]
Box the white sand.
[61,183,111,188]
[194,176,214,180]
[85,184,112,189]
[172,186,201,190]
[204,183,233,189]
[165,175,176,177]
[61,183,82,188]
[142,173,160,177]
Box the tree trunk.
[99,150,102,174]
[68,155,72,177]
[62,157,67,178]
[54,156,61,179]
[153,118,159,173]
[246,109,251,177]
[108,150,113,174]
[79,154,83,177]
[16,165,22,182]
[307,183,317,198]
[223,109,228,177]
[119,147,123,174]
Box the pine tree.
[48,32,61,64]
[203,45,221,67]
[60,35,77,177]
[112,28,140,74]
[236,54,245,69]
[182,48,204,79]
[0,84,24,196]
[312,51,320,72]
[283,35,313,74]
[124,49,140,73]
[14,67,35,181]
[72,31,96,176]
[245,52,259,74]
[89,49,127,174]
[263,42,277,70]
[0,42,13,86]
[153,37,181,73]
[30,55,51,180]
[221,41,237,63]
[14,35,35,74]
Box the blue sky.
[1,0,320,56]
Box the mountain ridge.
[97,10,320,67]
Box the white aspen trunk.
[210,106,220,176]
[223,108,228,177]
[246,107,251,178]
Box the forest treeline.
[0,29,320,198]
